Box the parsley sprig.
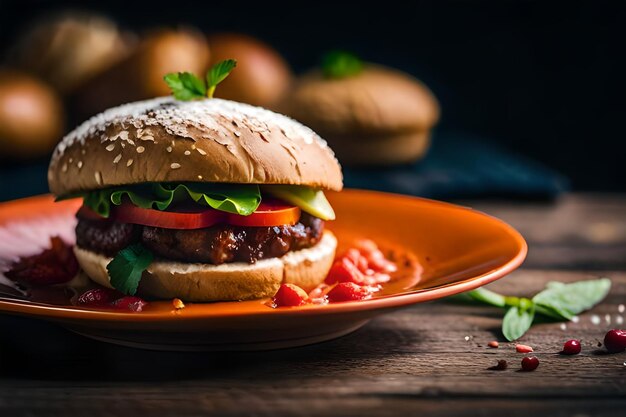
[106,244,153,295]
[458,278,611,341]
[322,50,363,79]
[164,59,237,100]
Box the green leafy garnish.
[163,72,206,100]
[106,244,154,295]
[206,59,237,98]
[263,185,336,220]
[462,278,611,341]
[69,183,261,218]
[163,59,237,100]
[502,299,535,341]
[532,279,611,320]
[322,50,363,79]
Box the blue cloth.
[343,131,569,200]
[0,131,569,202]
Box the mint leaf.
[106,244,153,295]
[532,278,611,320]
[322,50,363,79]
[164,72,206,101]
[467,288,506,308]
[502,304,535,341]
[206,59,237,98]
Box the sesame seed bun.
[279,65,439,166]
[48,97,343,195]
[74,230,337,301]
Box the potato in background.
[207,33,292,109]
[73,28,209,118]
[11,12,134,95]
[0,70,65,158]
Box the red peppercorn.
[604,329,626,353]
[488,341,499,348]
[561,339,581,355]
[521,356,539,372]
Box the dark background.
[0,0,624,191]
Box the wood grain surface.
[0,193,625,416]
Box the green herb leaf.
[163,72,206,100]
[206,59,237,98]
[322,50,363,79]
[106,244,153,295]
[467,287,507,308]
[532,278,611,320]
[502,303,535,341]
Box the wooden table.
[0,193,625,416]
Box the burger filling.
[76,212,324,265]
[63,182,335,295]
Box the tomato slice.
[111,202,224,230]
[226,199,301,227]
[102,198,301,229]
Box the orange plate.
[0,190,526,351]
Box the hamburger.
[280,52,439,166]
[48,93,342,302]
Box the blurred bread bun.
[207,33,292,109]
[0,70,64,158]
[12,12,134,94]
[74,28,209,118]
[281,64,439,166]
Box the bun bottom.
[329,130,431,166]
[74,230,337,302]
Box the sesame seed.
[191,144,196,150]
[81,149,86,155]
[62,163,68,173]
[69,158,73,163]
[171,141,176,147]
[166,146,172,153]
[77,161,83,169]
[184,150,191,156]
[94,171,102,185]
[113,154,122,164]
[196,148,207,155]
[170,163,181,170]
[105,144,116,152]
[234,131,241,137]
[197,175,203,180]
[136,146,145,153]
[121,142,126,148]
[127,159,133,167]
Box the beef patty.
[75,213,324,265]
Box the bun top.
[48,97,343,195]
[281,65,439,137]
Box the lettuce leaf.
[76,183,261,218]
